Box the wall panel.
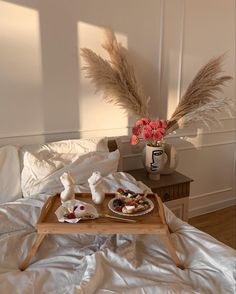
[0,0,235,216]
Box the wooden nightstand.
[127,169,193,221]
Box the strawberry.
[65,212,76,219]
[115,206,123,212]
[117,188,124,194]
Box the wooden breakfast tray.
[19,193,183,271]
[37,193,166,234]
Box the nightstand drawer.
[153,182,190,202]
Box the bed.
[0,137,235,294]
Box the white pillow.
[23,137,109,155]
[0,145,22,203]
[19,137,109,171]
[21,150,120,197]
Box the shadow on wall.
[1,0,165,143]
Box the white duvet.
[0,172,235,294]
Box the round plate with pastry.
[108,190,154,216]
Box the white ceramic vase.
[160,143,179,174]
[143,145,168,180]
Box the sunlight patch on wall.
[0,2,42,84]
[180,128,204,149]
[0,1,43,136]
[166,90,178,119]
[77,22,129,137]
[164,48,183,120]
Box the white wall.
[0,0,235,216]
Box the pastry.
[112,188,151,214]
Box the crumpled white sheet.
[0,172,235,294]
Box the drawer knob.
[164,192,170,201]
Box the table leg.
[19,233,46,271]
[159,232,184,270]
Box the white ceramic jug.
[143,145,167,180]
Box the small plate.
[108,197,154,217]
[55,199,99,223]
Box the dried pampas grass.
[81,30,233,134]
[81,29,150,117]
[166,55,233,134]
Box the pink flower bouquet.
[131,118,168,147]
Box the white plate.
[108,197,154,217]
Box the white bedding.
[0,172,235,294]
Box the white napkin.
[55,199,99,223]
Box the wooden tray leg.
[19,233,46,271]
[155,194,184,269]
[159,232,184,270]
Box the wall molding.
[220,116,236,121]
[189,196,236,218]
[166,128,236,139]
[77,126,129,133]
[0,122,234,141]
[119,139,236,156]
[177,0,185,104]
[177,140,236,151]
[0,130,79,140]
[0,126,130,139]
[158,0,164,101]
[119,127,236,144]
[190,187,233,200]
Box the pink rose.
[131,134,139,145]
[142,130,152,141]
[132,126,141,136]
[159,120,167,128]
[149,121,160,129]
[141,118,151,125]
[152,130,162,141]
[143,124,152,132]
[157,128,166,135]
[135,119,144,128]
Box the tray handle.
[36,194,56,224]
[155,193,167,225]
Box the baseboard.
[189,196,236,218]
